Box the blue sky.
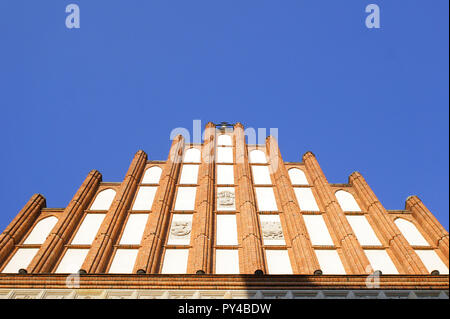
[0,0,448,231]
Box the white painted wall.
[179,164,199,184]
[108,249,139,274]
[71,214,106,245]
[251,166,272,185]
[315,250,346,274]
[184,148,201,163]
[335,190,361,212]
[265,250,293,274]
[23,216,58,245]
[216,215,238,246]
[217,165,234,185]
[119,214,149,245]
[217,147,233,163]
[215,249,240,274]
[1,248,39,273]
[415,250,449,274]
[217,135,232,146]
[249,150,267,164]
[395,219,429,246]
[90,189,116,211]
[288,168,309,185]
[142,166,162,184]
[254,187,278,211]
[132,186,158,211]
[346,215,382,246]
[293,188,320,211]
[364,250,399,274]
[55,249,89,274]
[161,249,189,274]
[167,214,193,245]
[303,215,334,246]
[174,187,197,211]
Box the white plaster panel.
[315,250,346,274]
[303,215,334,246]
[55,249,89,274]
[174,187,197,211]
[71,214,106,245]
[1,248,39,273]
[90,189,116,211]
[119,214,149,245]
[142,166,162,184]
[364,250,399,274]
[217,165,234,185]
[132,186,158,211]
[215,249,240,274]
[288,168,309,185]
[265,250,293,274]
[346,215,382,246]
[254,187,278,211]
[251,166,272,185]
[249,150,267,164]
[294,188,320,211]
[216,215,238,246]
[217,147,233,163]
[161,249,189,274]
[108,249,139,274]
[23,216,58,245]
[335,190,361,212]
[415,250,449,274]
[395,219,429,246]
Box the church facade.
[0,122,448,299]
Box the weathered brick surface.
[134,136,185,274]
[28,170,102,273]
[0,194,46,266]
[83,150,147,273]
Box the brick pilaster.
[28,170,102,273]
[349,172,429,274]
[134,136,185,273]
[0,194,46,266]
[303,152,370,274]
[82,150,147,273]
[405,195,449,264]
[266,137,320,274]
[187,123,216,274]
[234,123,266,274]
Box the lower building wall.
[0,288,448,299]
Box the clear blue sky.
[0,1,448,231]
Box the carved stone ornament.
[217,191,235,206]
[261,221,284,240]
[170,221,192,237]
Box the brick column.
[349,172,428,274]
[134,136,185,273]
[303,152,370,274]
[234,123,266,274]
[187,122,216,274]
[406,195,449,264]
[82,150,147,273]
[265,137,320,274]
[0,194,46,266]
[28,170,102,273]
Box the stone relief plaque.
[170,221,192,237]
[217,187,236,211]
[261,221,284,240]
[260,215,285,245]
[167,215,193,245]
